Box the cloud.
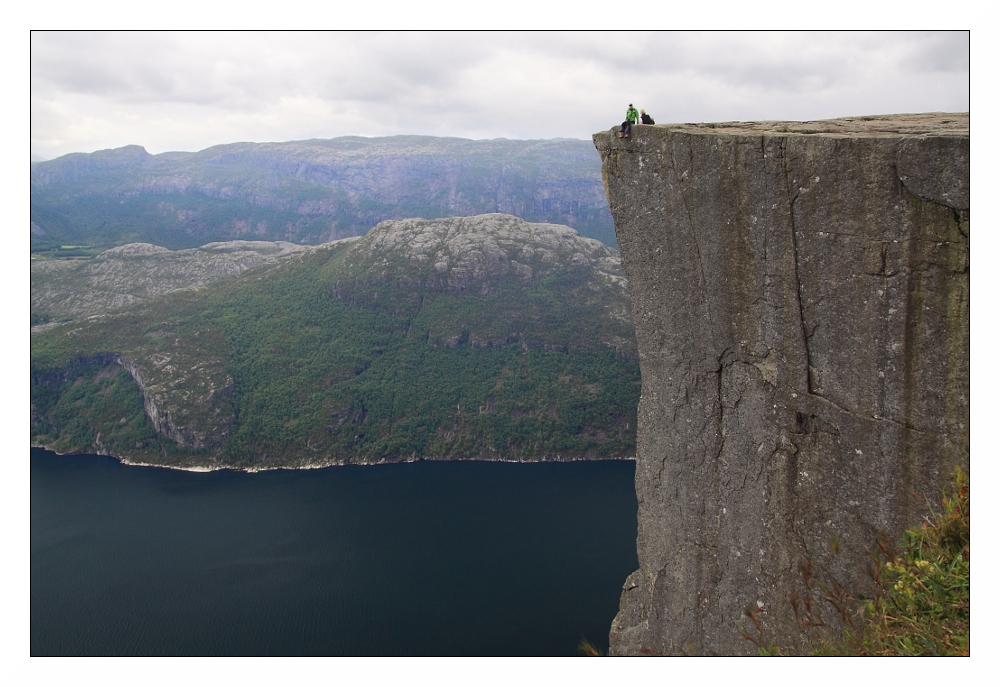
[30,31,970,160]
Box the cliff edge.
[593,113,969,655]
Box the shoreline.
[30,442,635,474]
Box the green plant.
[745,467,970,656]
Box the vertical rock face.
[593,114,969,655]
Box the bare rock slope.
[31,240,320,324]
[594,113,969,655]
[353,214,626,296]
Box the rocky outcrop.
[335,214,635,355]
[31,239,324,324]
[351,214,625,293]
[30,350,234,452]
[116,354,233,450]
[593,113,969,655]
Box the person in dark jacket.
[640,109,655,125]
[619,104,639,138]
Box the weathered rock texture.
[593,113,969,655]
[31,240,318,324]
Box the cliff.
[593,113,969,655]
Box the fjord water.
[31,448,637,656]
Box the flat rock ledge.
[609,112,969,138]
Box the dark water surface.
[31,448,638,656]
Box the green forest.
[31,224,640,469]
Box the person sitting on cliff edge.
[619,103,639,138]
[640,109,655,125]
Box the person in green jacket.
[619,104,640,138]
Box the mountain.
[30,136,616,252]
[31,239,331,325]
[31,214,639,470]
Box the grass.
[744,466,970,656]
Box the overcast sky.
[30,31,969,161]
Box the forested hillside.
[31,215,639,469]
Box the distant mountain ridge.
[31,136,615,251]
